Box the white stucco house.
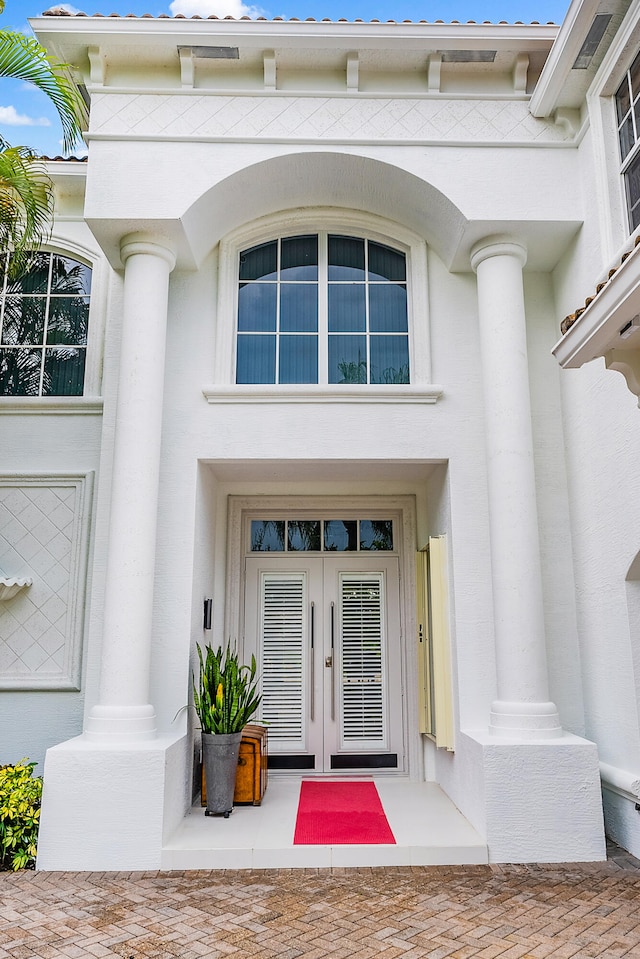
[3,0,640,870]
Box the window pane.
[239,241,277,281]
[630,52,640,97]
[281,236,318,281]
[51,256,92,295]
[360,520,393,551]
[329,334,367,383]
[628,152,640,230]
[8,253,50,294]
[369,284,408,332]
[288,520,321,551]
[251,520,285,551]
[328,284,366,332]
[617,76,631,124]
[238,284,277,332]
[368,242,406,281]
[0,348,42,395]
[620,115,635,160]
[324,520,358,551]
[1,297,46,345]
[370,335,410,384]
[328,236,365,280]
[47,297,89,345]
[236,334,276,383]
[280,283,318,332]
[279,334,318,383]
[44,348,85,396]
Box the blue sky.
[2,0,571,156]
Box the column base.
[37,733,189,871]
[465,730,606,863]
[489,699,562,739]
[85,703,157,741]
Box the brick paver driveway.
[2,849,640,958]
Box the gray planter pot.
[202,731,242,817]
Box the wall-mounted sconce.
[203,598,212,630]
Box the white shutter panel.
[339,573,386,747]
[259,572,306,749]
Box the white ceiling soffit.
[530,0,631,117]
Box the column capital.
[120,233,177,270]
[470,234,527,273]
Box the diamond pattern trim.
[91,93,572,142]
[0,474,92,690]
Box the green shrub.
[0,759,42,871]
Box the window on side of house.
[0,251,92,397]
[236,233,410,385]
[616,51,640,232]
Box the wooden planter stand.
[202,724,268,807]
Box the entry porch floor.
[161,778,488,870]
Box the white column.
[86,234,176,741]
[470,235,561,738]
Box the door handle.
[330,601,335,721]
[310,601,315,722]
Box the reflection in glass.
[0,348,42,395]
[368,241,406,282]
[47,297,89,345]
[236,334,276,384]
[370,336,410,384]
[281,235,318,281]
[328,235,365,280]
[251,520,285,551]
[288,520,321,551]
[279,335,318,384]
[329,335,367,384]
[44,348,84,396]
[369,285,408,333]
[51,256,92,294]
[328,284,366,332]
[360,520,393,551]
[280,284,318,332]
[324,520,358,551]
[239,241,277,281]
[1,296,46,344]
[238,284,277,332]
[0,251,91,397]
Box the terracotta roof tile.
[560,235,640,336]
[41,9,558,24]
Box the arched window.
[236,233,409,385]
[0,251,92,397]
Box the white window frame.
[207,208,441,405]
[588,3,640,258]
[0,236,106,412]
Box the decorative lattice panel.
[0,475,92,689]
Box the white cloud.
[59,138,88,158]
[0,106,51,127]
[169,0,263,18]
[46,4,83,13]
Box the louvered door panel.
[259,572,306,749]
[339,573,387,748]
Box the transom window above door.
[236,234,409,385]
[250,519,394,552]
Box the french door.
[244,554,404,773]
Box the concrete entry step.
[161,778,488,870]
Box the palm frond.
[0,31,88,153]
[0,146,53,274]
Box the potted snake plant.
[193,642,261,817]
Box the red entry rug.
[293,780,396,845]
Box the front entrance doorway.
[244,550,404,773]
